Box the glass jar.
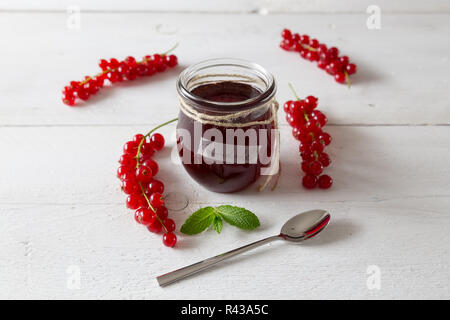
[176,58,277,193]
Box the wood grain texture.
[0,7,449,299]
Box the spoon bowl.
[280,209,330,242]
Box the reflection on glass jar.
[176,59,278,193]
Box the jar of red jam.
[176,58,277,193]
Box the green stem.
[138,182,168,233]
[135,117,179,168]
[161,42,179,56]
[301,43,318,52]
[134,117,179,233]
[289,83,311,124]
[288,83,300,101]
[344,70,351,89]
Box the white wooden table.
[1,1,449,299]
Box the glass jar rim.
[177,58,276,112]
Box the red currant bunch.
[284,84,333,189]
[62,46,179,106]
[280,29,357,86]
[117,125,178,248]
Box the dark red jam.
[177,81,275,193]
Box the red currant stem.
[288,83,300,101]
[161,42,179,56]
[79,69,109,86]
[135,117,179,168]
[344,70,351,89]
[313,150,319,160]
[301,44,318,52]
[138,181,168,233]
[303,111,309,122]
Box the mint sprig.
[180,205,260,235]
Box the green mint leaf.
[216,205,260,230]
[180,207,215,235]
[212,216,223,234]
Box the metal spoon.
[157,209,331,287]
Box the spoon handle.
[156,235,282,287]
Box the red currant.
[117,165,131,179]
[140,142,155,157]
[165,55,178,67]
[125,67,138,81]
[121,179,139,195]
[334,72,346,84]
[311,140,324,153]
[309,161,323,175]
[148,220,163,233]
[309,39,319,48]
[305,96,318,110]
[150,133,165,151]
[281,29,292,39]
[126,193,142,210]
[98,59,109,70]
[299,143,312,154]
[346,63,357,75]
[133,134,144,143]
[328,47,339,59]
[142,159,159,176]
[301,151,316,162]
[283,100,293,113]
[317,132,331,146]
[318,44,327,53]
[119,154,136,168]
[302,174,318,189]
[135,207,156,225]
[150,192,164,208]
[318,152,331,167]
[125,56,136,66]
[107,71,120,83]
[109,58,119,69]
[163,218,176,232]
[136,165,153,183]
[77,87,90,100]
[311,110,327,127]
[62,94,76,106]
[299,133,314,145]
[123,141,138,155]
[318,175,333,189]
[301,161,311,174]
[300,34,309,44]
[162,232,177,247]
[156,206,168,220]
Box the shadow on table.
[300,219,359,247]
[350,60,384,86]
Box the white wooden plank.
[0,13,449,126]
[0,125,449,205]
[1,197,449,299]
[1,0,450,14]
